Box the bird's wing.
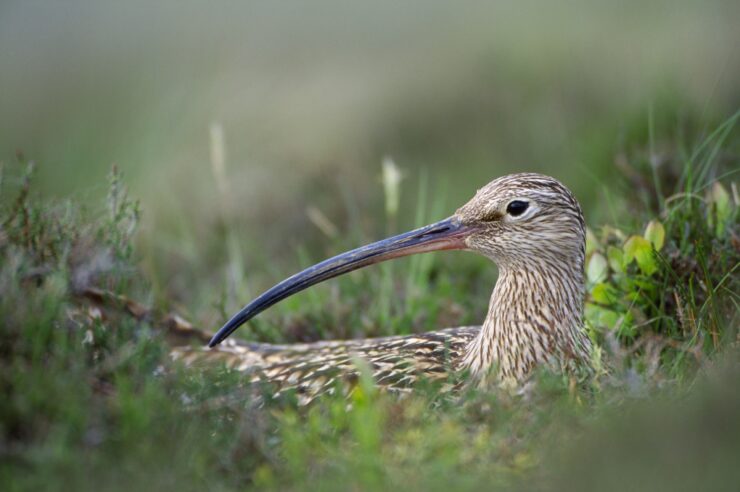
[171,326,480,403]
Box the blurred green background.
[2,0,738,317]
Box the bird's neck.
[461,260,591,384]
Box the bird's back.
[172,326,481,404]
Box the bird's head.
[454,173,586,268]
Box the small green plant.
[584,112,739,380]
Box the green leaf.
[606,246,625,273]
[623,235,642,264]
[709,182,731,237]
[643,220,665,251]
[591,282,618,304]
[587,253,608,283]
[623,235,657,275]
[585,227,599,256]
[584,303,620,329]
[633,278,656,292]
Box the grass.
[0,111,738,491]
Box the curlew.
[178,173,593,402]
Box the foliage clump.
[583,115,738,386]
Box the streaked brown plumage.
[173,173,592,403]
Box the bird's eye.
[506,200,529,217]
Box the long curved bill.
[208,217,475,347]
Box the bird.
[173,173,593,403]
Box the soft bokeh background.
[2,0,739,317]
